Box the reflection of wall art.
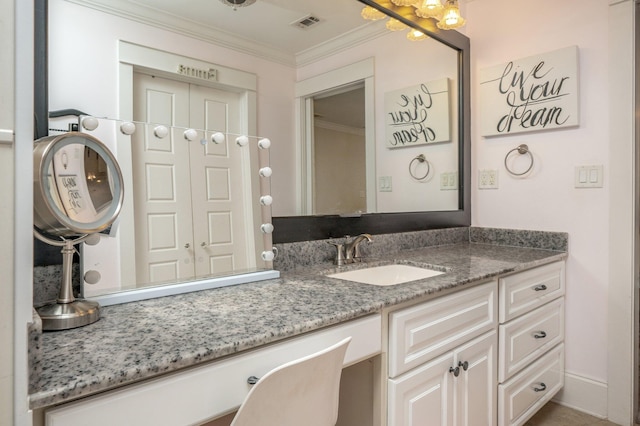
[479,46,579,137]
[384,78,450,149]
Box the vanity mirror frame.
[272,0,471,243]
[33,0,470,247]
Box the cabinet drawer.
[499,261,565,322]
[498,343,564,426]
[499,298,564,382]
[389,281,497,378]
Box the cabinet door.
[454,331,497,426]
[388,352,455,426]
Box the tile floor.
[525,402,618,425]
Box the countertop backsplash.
[274,226,568,272]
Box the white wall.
[464,0,612,416]
[48,0,297,214]
[0,0,14,422]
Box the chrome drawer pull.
[533,284,548,291]
[533,331,547,339]
[533,382,547,392]
[449,366,460,377]
[458,361,469,371]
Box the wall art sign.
[177,64,218,81]
[384,78,451,149]
[479,46,579,137]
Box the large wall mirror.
[34,0,470,302]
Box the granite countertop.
[29,241,567,410]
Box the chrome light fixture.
[437,0,466,30]
[361,0,466,35]
[386,18,408,31]
[407,28,428,41]
[415,0,445,19]
[361,5,386,21]
[391,0,419,6]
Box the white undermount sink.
[327,264,444,286]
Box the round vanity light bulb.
[258,138,271,149]
[83,270,102,285]
[236,135,249,147]
[81,116,99,131]
[260,195,273,206]
[259,167,272,178]
[261,223,274,234]
[261,250,275,261]
[120,121,136,135]
[183,128,198,141]
[211,132,225,144]
[84,233,101,246]
[154,125,169,139]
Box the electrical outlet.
[478,169,498,189]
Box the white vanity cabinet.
[387,281,498,426]
[497,261,566,426]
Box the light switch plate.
[379,176,392,192]
[575,165,603,188]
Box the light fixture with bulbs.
[361,5,386,21]
[361,0,466,40]
[437,0,466,29]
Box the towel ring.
[409,154,430,181]
[504,144,534,176]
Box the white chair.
[230,337,352,426]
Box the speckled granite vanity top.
[29,228,568,410]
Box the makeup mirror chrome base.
[34,231,101,331]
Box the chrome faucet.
[329,234,373,266]
[344,234,372,263]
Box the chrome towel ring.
[409,154,431,181]
[504,144,534,176]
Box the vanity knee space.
[384,260,565,426]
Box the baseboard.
[552,371,608,419]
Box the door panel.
[189,85,252,276]
[454,331,497,426]
[132,74,193,285]
[388,352,455,426]
[132,73,253,283]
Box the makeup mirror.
[33,132,124,329]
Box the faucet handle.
[328,241,346,266]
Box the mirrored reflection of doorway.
[312,84,366,215]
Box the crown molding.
[64,0,387,68]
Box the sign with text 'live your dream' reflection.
[384,78,451,149]
[479,46,579,137]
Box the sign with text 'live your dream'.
[384,78,451,149]
[479,46,579,137]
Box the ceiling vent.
[291,14,322,30]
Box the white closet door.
[189,84,252,276]
[132,73,195,285]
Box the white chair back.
[230,337,352,426]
